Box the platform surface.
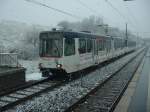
[114,48,150,112]
[0,67,16,73]
[0,66,26,95]
[0,66,25,75]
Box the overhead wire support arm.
[25,0,81,19]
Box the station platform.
[114,49,150,112]
[0,66,26,95]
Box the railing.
[0,53,20,67]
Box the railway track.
[64,49,146,112]
[0,80,62,111]
[0,49,144,111]
[0,50,134,97]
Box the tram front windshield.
[39,33,63,57]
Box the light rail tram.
[38,30,136,77]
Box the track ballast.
[64,49,146,112]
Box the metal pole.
[125,23,128,47]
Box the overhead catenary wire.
[105,0,127,21]
[75,0,124,28]
[104,0,137,30]
[74,0,98,14]
[25,0,139,36]
[96,0,127,28]
[24,0,82,20]
[75,0,136,36]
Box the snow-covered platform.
[25,72,46,81]
[19,60,46,81]
[114,48,150,112]
[0,58,47,95]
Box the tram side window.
[103,40,106,51]
[106,40,108,51]
[114,39,118,49]
[64,38,75,56]
[108,40,111,51]
[98,40,103,51]
[87,39,92,52]
[101,40,104,51]
[79,39,86,54]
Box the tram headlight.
[56,64,62,69]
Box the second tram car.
[38,30,136,77]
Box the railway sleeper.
[0,96,18,102]
[30,86,45,90]
[0,101,8,107]
[17,90,34,95]
[8,93,23,98]
[7,95,22,99]
[15,91,29,96]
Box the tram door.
[63,38,79,73]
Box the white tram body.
[38,31,136,76]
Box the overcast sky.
[0,0,150,38]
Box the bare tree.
[57,16,104,33]
[57,21,70,30]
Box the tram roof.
[40,30,123,40]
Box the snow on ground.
[5,49,143,112]
[19,59,44,81]
[25,73,45,81]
